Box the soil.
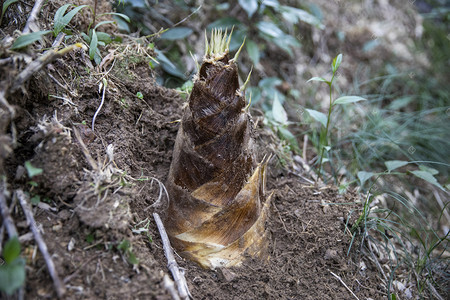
[1,1,424,299]
[0,43,389,299]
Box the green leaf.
[60,5,88,31]
[357,171,374,187]
[154,49,187,79]
[0,258,26,295]
[81,31,90,43]
[94,20,115,30]
[24,161,43,178]
[95,31,111,43]
[113,15,130,32]
[117,239,130,251]
[307,77,329,84]
[333,96,367,105]
[246,39,260,65]
[279,5,323,28]
[207,17,242,30]
[272,94,288,124]
[53,4,71,34]
[332,53,342,73]
[30,195,41,205]
[278,126,300,153]
[89,29,98,60]
[3,237,21,264]
[160,27,193,40]
[271,34,300,57]
[256,21,284,38]
[136,92,143,99]
[238,0,258,17]
[10,30,51,50]
[1,0,19,25]
[101,12,130,23]
[305,109,327,127]
[410,170,444,190]
[418,165,439,175]
[53,4,88,36]
[385,160,409,172]
[127,252,139,265]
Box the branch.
[16,190,65,298]
[11,43,86,93]
[22,0,45,34]
[0,190,18,237]
[329,270,360,300]
[153,212,190,300]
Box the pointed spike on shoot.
[231,36,246,62]
[190,51,200,72]
[226,26,234,50]
[244,92,252,112]
[240,66,253,93]
[205,28,233,60]
[204,30,209,56]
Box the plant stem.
[317,73,335,181]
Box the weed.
[0,0,18,25]
[117,240,139,265]
[307,54,366,180]
[0,236,25,295]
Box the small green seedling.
[0,237,26,295]
[0,0,19,25]
[136,92,144,99]
[117,240,139,265]
[307,53,366,180]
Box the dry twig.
[22,0,45,34]
[0,191,18,238]
[153,212,190,300]
[16,190,66,298]
[11,44,86,93]
[329,270,360,300]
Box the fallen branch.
[11,43,86,93]
[329,270,360,300]
[22,0,45,34]
[16,190,65,298]
[0,190,18,237]
[163,274,181,300]
[153,212,190,300]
